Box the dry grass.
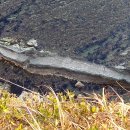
[0,86,129,130]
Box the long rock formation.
[0,42,130,89]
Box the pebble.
[27,39,38,47]
[75,81,85,89]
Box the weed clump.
[0,88,129,130]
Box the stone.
[0,83,11,92]
[75,81,85,89]
[19,91,43,103]
[0,37,17,46]
[26,39,38,47]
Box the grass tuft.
[0,86,129,130]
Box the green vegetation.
[0,87,129,130]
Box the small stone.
[0,37,17,46]
[120,47,130,56]
[114,62,126,70]
[27,39,38,47]
[0,83,11,92]
[19,91,42,103]
[75,81,85,89]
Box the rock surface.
[75,81,85,89]
[0,0,130,69]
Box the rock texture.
[0,0,130,69]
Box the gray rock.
[0,83,11,92]
[75,81,85,89]
[19,91,43,103]
[26,39,38,47]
